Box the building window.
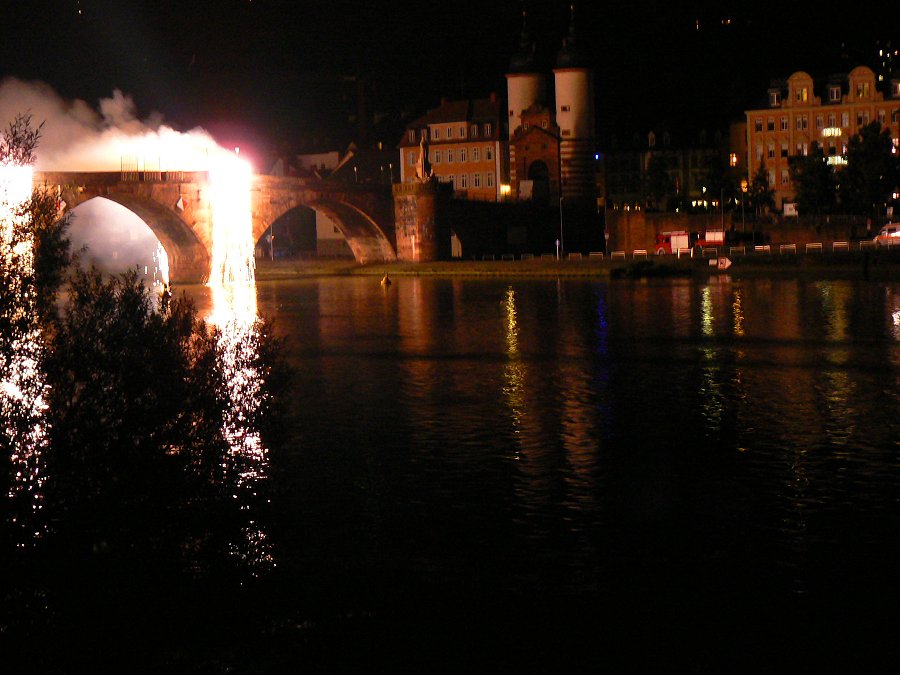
[767,118,775,132]
[459,126,465,138]
[472,147,480,162]
[755,145,763,161]
[408,129,416,143]
[781,143,788,158]
[816,114,824,129]
[878,109,886,126]
[769,90,780,106]
[485,146,493,161]
[828,112,836,127]
[433,150,442,163]
[460,148,467,162]
[432,127,440,140]
[754,118,763,132]
[473,173,481,188]
[541,119,548,128]
[408,152,416,165]
[892,109,900,123]
[447,149,454,163]
[767,143,775,159]
[780,117,788,131]
[471,124,478,137]
[486,172,494,187]
[842,112,850,127]
[795,87,808,102]
[893,81,900,98]
[484,123,492,136]
[447,174,454,186]
[509,109,515,118]
[460,174,468,189]
[829,86,841,102]
[560,105,571,112]
[768,170,775,186]
[796,115,808,130]
[781,169,789,185]
[856,82,871,98]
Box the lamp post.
[740,178,748,233]
[559,196,564,257]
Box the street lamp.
[740,178,748,233]
[559,196,564,257]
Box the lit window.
[856,82,871,98]
[795,87,808,102]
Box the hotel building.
[744,65,900,209]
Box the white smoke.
[0,76,225,172]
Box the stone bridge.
[33,171,398,282]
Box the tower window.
[560,105,571,112]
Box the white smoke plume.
[0,76,225,172]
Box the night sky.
[0,0,895,160]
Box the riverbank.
[254,250,900,281]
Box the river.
[174,274,900,671]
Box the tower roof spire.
[508,9,538,73]
[555,3,587,69]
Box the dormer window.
[408,129,416,143]
[892,80,900,98]
[470,124,478,138]
[795,86,808,102]
[829,86,841,102]
[648,131,656,148]
[769,90,781,107]
[856,81,871,99]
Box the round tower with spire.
[505,10,546,141]
[553,4,596,202]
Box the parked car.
[873,224,900,245]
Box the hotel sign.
[822,127,842,137]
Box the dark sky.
[1,0,895,158]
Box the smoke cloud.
[0,77,224,171]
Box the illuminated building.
[505,7,596,207]
[397,94,504,201]
[744,65,900,209]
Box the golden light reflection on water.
[503,287,526,456]
[1,162,49,541]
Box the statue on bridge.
[415,134,433,183]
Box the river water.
[176,274,900,671]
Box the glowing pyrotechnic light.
[208,151,256,323]
[1,160,49,538]
[203,148,273,574]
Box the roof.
[399,96,503,147]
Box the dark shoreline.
[253,251,900,282]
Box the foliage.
[642,153,675,211]
[701,153,740,212]
[837,121,900,218]
[747,162,775,215]
[789,141,837,215]
[0,112,43,166]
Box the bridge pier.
[392,181,446,262]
